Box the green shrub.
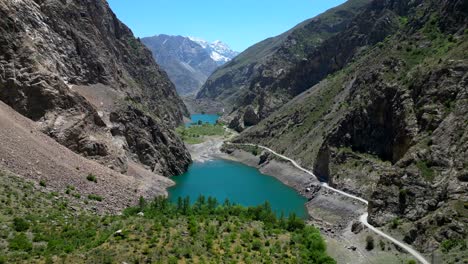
[252,239,263,251]
[88,194,103,202]
[399,16,408,26]
[39,180,46,187]
[365,235,374,251]
[251,146,259,156]
[9,233,32,252]
[379,240,386,250]
[391,218,401,229]
[86,174,97,183]
[407,260,416,264]
[286,213,305,231]
[441,239,466,253]
[416,161,435,181]
[13,217,30,232]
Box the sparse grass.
[416,161,435,181]
[86,173,97,183]
[87,194,103,202]
[8,233,32,252]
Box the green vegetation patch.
[86,173,97,183]
[176,123,226,144]
[0,171,335,263]
[87,194,103,202]
[441,239,467,253]
[416,160,435,181]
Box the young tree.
[366,235,375,251]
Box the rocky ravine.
[235,0,467,260]
[0,0,191,177]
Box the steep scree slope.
[0,0,191,176]
[0,100,174,213]
[236,0,467,258]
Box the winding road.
[229,143,430,264]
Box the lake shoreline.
[171,136,309,217]
[186,137,315,197]
[178,132,411,263]
[187,137,411,264]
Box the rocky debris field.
[0,100,172,213]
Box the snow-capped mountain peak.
[188,36,209,49]
[189,37,239,64]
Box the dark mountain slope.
[0,0,190,176]
[236,0,467,259]
[196,0,372,130]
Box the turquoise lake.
[169,159,308,218]
[186,114,219,127]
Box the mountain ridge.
[233,0,467,260]
[196,0,373,131]
[142,35,238,95]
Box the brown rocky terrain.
[233,0,467,260]
[0,101,173,213]
[0,0,191,177]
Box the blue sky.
[107,0,347,52]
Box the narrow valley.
[0,0,466,263]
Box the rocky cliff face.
[0,0,191,176]
[236,0,467,258]
[142,35,238,95]
[196,0,372,131]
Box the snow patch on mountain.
[210,51,229,63]
[189,37,239,64]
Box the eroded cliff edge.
[0,0,191,177]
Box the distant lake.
[186,114,219,127]
[169,159,308,218]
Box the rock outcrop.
[0,0,191,176]
[236,0,467,257]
